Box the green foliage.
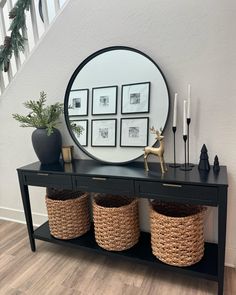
[0,0,31,71]
[11,31,25,55]
[12,91,64,136]
[70,122,84,137]
[0,45,12,71]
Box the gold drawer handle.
[92,177,107,181]
[37,173,49,176]
[163,183,182,188]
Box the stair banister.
[0,0,67,96]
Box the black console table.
[17,160,228,295]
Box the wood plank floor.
[0,220,235,295]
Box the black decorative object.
[198,144,210,172]
[213,155,220,173]
[169,126,180,168]
[32,128,62,164]
[187,118,194,167]
[180,135,192,171]
[199,171,209,182]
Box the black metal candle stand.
[169,126,180,168]
[180,135,192,171]
[187,118,195,167]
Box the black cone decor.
[213,155,220,173]
[198,144,210,172]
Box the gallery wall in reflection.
[68,81,150,148]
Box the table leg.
[218,187,227,295]
[18,172,36,252]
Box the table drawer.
[135,181,218,205]
[74,176,134,195]
[23,172,73,189]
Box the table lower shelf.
[34,221,218,281]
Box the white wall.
[0,0,236,266]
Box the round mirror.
[64,46,170,164]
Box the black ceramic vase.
[31,128,62,164]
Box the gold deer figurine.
[144,127,167,174]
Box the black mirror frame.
[64,46,170,165]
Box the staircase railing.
[0,0,67,95]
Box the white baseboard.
[0,206,47,227]
[225,247,236,268]
[0,206,235,268]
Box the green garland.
[0,0,31,72]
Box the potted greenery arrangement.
[12,91,64,164]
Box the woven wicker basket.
[150,201,207,267]
[93,194,140,251]
[46,190,90,240]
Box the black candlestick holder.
[187,118,194,167]
[169,126,180,168]
[180,135,192,171]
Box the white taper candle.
[183,100,187,135]
[173,93,178,127]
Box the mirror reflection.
[64,46,169,164]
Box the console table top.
[18,160,228,187]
